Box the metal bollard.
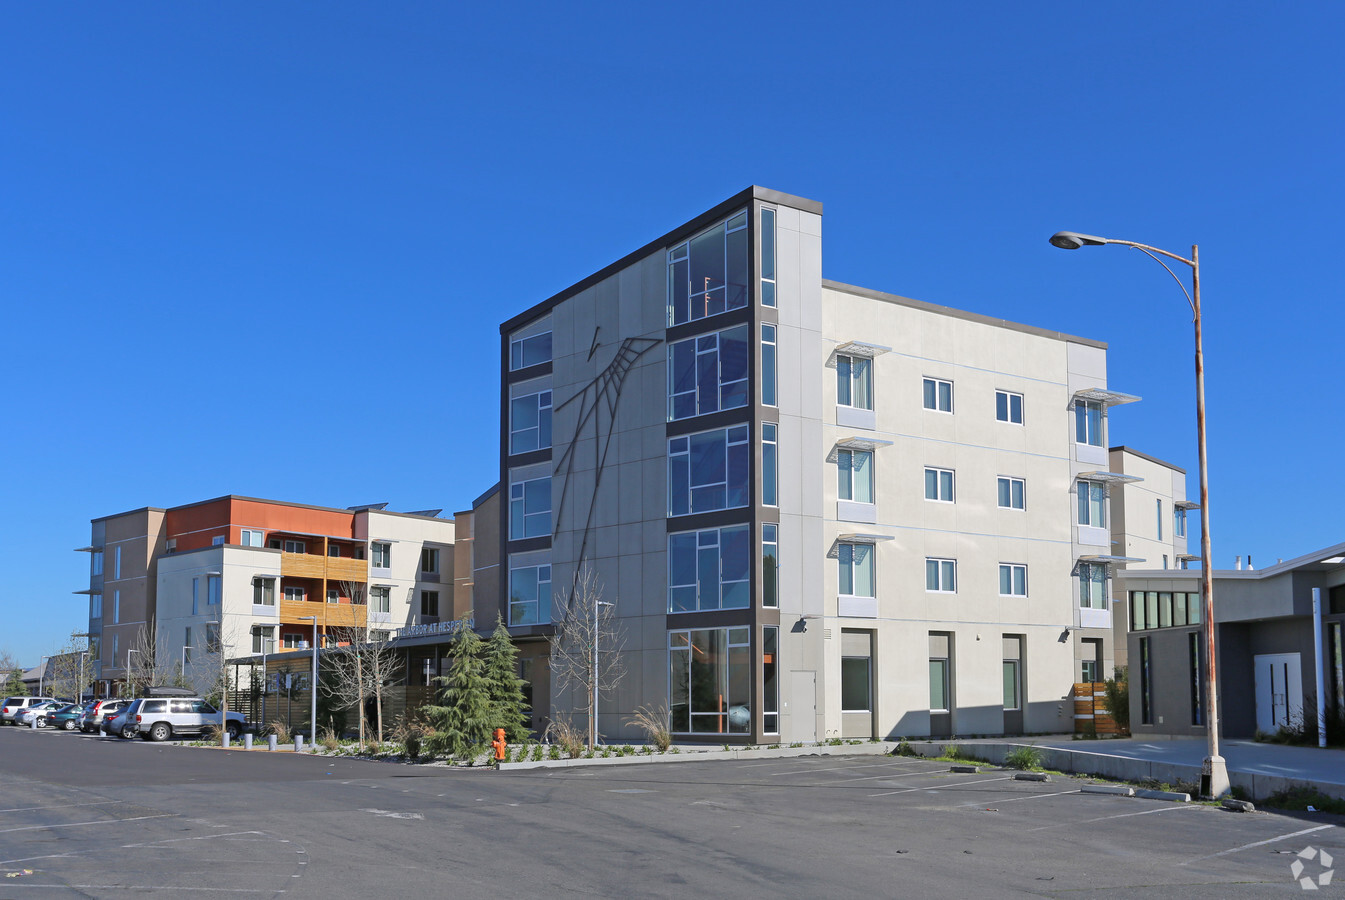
[222,732,231,748]
[243,733,253,750]
[268,734,278,751]
[30,717,37,730]
[295,734,304,752]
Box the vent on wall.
[823,628,833,640]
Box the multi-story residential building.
[78,496,455,697]
[485,186,1151,743]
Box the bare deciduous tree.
[46,633,95,702]
[125,624,176,693]
[548,567,625,750]
[319,626,400,746]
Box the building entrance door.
[786,671,816,743]
[1254,652,1303,734]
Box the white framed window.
[370,586,391,614]
[510,331,552,370]
[924,467,955,503]
[510,477,553,539]
[282,632,306,650]
[371,541,392,568]
[252,625,275,654]
[283,539,306,554]
[837,449,874,504]
[667,325,749,421]
[1075,399,1103,446]
[509,563,552,625]
[1079,562,1107,609]
[91,550,103,576]
[328,544,340,557]
[241,529,264,547]
[762,524,779,609]
[253,577,276,607]
[510,389,553,453]
[923,378,953,413]
[668,425,750,516]
[667,212,749,325]
[761,324,777,407]
[327,589,339,604]
[762,626,779,733]
[1174,507,1187,538]
[999,564,1028,597]
[668,525,750,612]
[283,586,305,604]
[995,390,1024,424]
[837,354,872,410]
[838,542,875,598]
[762,423,778,507]
[760,207,777,308]
[207,575,220,606]
[997,476,1025,510]
[1078,480,1106,527]
[925,558,957,593]
[420,547,440,574]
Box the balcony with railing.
[279,597,368,630]
[279,551,367,583]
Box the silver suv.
[1,697,56,725]
[134,697,246,741]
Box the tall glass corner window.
[760,207,776,308]
[668,213,749,325]
[761,324,777,407]
[510,331,552,371]
[510,476,552,540]
[762,626,779,733]
[762,423,778,507]
[667,325,748,421]
[668,525,750,613]
[669,627,751,734]
[509,562,552,626]
[762,524,779,608]
[510,389,553,454]
[667,425,750,516]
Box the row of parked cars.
[1,693,247,741]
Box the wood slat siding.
[280,552,368,583]
[279,598,368,629]
[1072,682,1123,735]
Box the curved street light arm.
[1130,246,1196,319]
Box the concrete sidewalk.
[915,734,1345,801]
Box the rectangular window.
[762,524,779,609]
[668,212,749,325]
[205,623,221,653]
[207,575,220,606]
[370,586,391,614]
[1139,637,1153,725]
[1002,660,1021,711]
[252,625,275,655]
[760,207,776,308]
[1174,507,1187,537]
[762,423,778,507]
[669,627,751,734]
[841,656,872,713]
[1079,563,1107,609]
[91,550,103,575]
[1329,622,1343,717]
[192,578,199,615]
[111,589,120,623]
[420,547,440,574]
[1159,591,1173,628]
[837,449,873,504]
[667,425,750,516]
[1188,591,1202,625]
[283,586,305,603]
[667,325,749,421]
[329,544,341,557]
[510,475,554,540]
[761,324,777,407]
[837,355,873,410]
[253,577,275,607]
[510,389,553,453]
[926,558,957,593]
[929,657,950,712]
[1081,658,1097,683]
[1075,399,1103,446]
[997,476,1025,510]
[367,541,388,568]
[762,626,779,733]
[838,542,875,598]
[112,633,118,661]
[283,539,306,554]
[510,331,552,370]
[420,591,439,617]
[1130,591,1145,629]
[115,546,121,579]
[923,378,953,413]
[998,564,1028,597]
[1156,499,1164,540]
[212,535,225,547]
[1077,480,1106,527]
[995,390,1024,424]
[924,467,955,503]
[327,588,339,604]
[282,633,305,650]
[509,563,552,625]
[1189,631,1203,726]
[90,592,102,618]
[240,529,264,547]
[668,525,750,612]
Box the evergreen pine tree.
[422,622,492,758]
[484,615,530,743]
[4,669,23,695]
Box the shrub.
[893,739,918,758]
[627,703,672,752]
[1263,786,1345,815]
[530,743,544,762]
[269,720,292,744]
[1103,666,1130,734]
[1004,746,1042,770]
[319,728,340,753]
[544,716,587,759]
[547,744,561,760]
[394,718,429,760]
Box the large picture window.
[670,627,751,734]
[510,563,552,625]
[668,213,749,325]
[1079,562,1107,609]
[668,425,750,516]
[668,325,748,421]
[510,476,552,539]
[668,525,750,612]
[762,626,779,733]
[510,390,552,453]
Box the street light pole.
[253,625,270,727]
[125,649,139,697]
[299,615,318,749]
[1049,230,1228,798]
[182,646,194,685]
[592,599,614,750]
[38,656,50,696]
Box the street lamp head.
[1049,231,1109,250]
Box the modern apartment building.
[491,186,1150,743]
[78,496,455,696]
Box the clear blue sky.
[3,3,1340,665]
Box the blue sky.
[3,3,1340,665]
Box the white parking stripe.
[0,800,124,814]
[868,775,1008,797]
[1027,803,1199,831]
[0,814,173,834]
[1183,824,1337,864]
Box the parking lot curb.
[498,741,897,771]
[1013,772,1050,782]
[1081,784,1135,796]
[1134,788,1191,802]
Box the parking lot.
[1,725,1341,897]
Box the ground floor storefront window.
[670,627,750,734]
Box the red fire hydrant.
[491,728,507,761]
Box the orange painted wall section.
[165,497,358,552]
[164,498,233,552]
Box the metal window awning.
[73,546,97,553]
[834,436,893,452]
[1177,553,1202,562]
[1073,387,1141,407]
[834,341,892,358]
[72,589,99,595]
[838,533,896,543]
[1078,554,1146,564]
[1175,500,1201,510]
[1077,471,1143,485]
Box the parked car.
[103,699,143,739]
[1,697,56,725]
[80,700,127,733]
[13,700,65,727]
[46,704,85,731]
[134,697,246,741]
